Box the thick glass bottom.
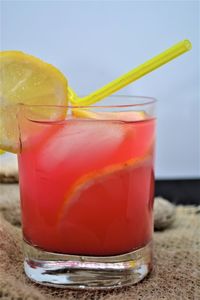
[23,240,153,290]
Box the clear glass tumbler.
[17,95,156,289]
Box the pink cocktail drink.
[18,112,155,256]
[18,97,156,288]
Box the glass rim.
[18,95,157,110]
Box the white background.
[1,0,199,179]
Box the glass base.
[23,240,153,290]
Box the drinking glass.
[18,95,156,289]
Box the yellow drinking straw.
[69,39,192,106]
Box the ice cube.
[38,119,127,172]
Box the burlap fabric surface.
[0,184,200,300]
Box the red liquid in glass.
[18,117,155,256]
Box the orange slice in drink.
[62,155,150,209]
[57,154,153,255]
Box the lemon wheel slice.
[58,154,150,222]
[72,109,146,121]
[0,51,68,153]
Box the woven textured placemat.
[0,184,200,300]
